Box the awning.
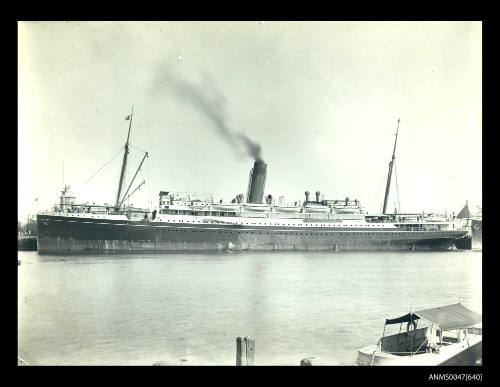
[385,303,481,330]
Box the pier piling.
[236,336,255,366]
[300,357,327,365]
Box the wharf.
[18,236,37,251]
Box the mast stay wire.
[130,144,149,155]
[226,177,251,201]
[73,147,123,195]
[74,111,145,205]
[146,152,152,210]
[394,160,401,214]
[146,120,153,211]
[122,144,151,209]
[370,170,388,214]
[134,163,150,209]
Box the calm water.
[17,250,482,365]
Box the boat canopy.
[385,303,481,330]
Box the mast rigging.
[382,119,400,214]
[115,106,134,212]
[118,151,149,209]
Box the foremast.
[382,119,400,214]
[115,107,134,213]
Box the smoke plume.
[153,68,263,162]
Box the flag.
[125,115,131,121]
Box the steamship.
[36,114,471,253]
[456,201,482,248]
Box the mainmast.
[382,119,400,214]
[115,107,134,212]
[117,151,149,209]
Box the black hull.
[37,214,469,254]
[471,219,482,247]
[454,235,472,250]
[18,236,38,251]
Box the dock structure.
[18,235,37,251]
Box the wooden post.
[236,336,255,366]
[300,357,326,365]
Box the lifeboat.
[274,206,301,213]
[304,204,330,213]
[242,203,270,212]
[190,204,210,210]
[425,216,448,222]
[212,203,240,211]
[333,206,360,214]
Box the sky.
[18,21,482,220]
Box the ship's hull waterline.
[37,214,468,254]
[357,339,482,366]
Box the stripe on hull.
[37,214,467,253]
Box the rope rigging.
[130,144,149,154]
[371,170,387,214]
[119,147,149,209]
[146,120,154,210]
[394,160,401,213]
[71,108,154,211]
[73,147,123,195]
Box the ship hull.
[357,339,482,366]
[18,236,38,251]
[37,214,469,254]
[471,219,482,248]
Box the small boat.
[357,303,482,366]
[304,204,330,213]
[329,198,362,214]
[332,206,359,214]
[212,203,240,211]
[274,205,301,213]
[242,203,270,212]
[425,216,448,222]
